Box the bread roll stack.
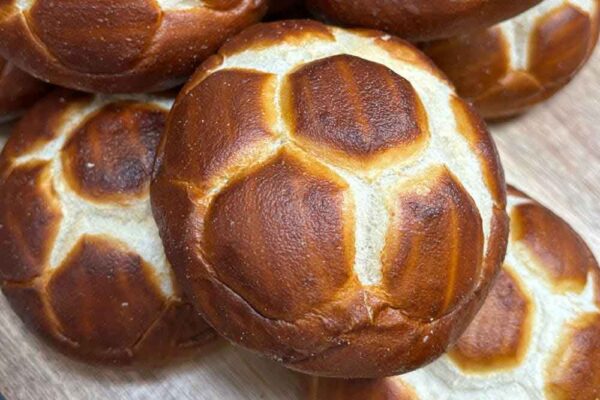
[422,0,600,119]
[0,91,215,364]
[309,187,600,398]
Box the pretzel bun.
[151,20,509,378]
[0,90,215,364]
[0,56,50,123]
[0,0,267,93]
[422,0,600,119]
[305,0,542,42]
[309,186,600,398]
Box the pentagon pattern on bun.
[308,187,600,399]
[151,20,509,378]
[0,0,267,93]
[423,0,600,119]
[0,56,50,123]
[0,90,215,364]
[305,0,542,42]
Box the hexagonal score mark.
[381,166,483,320]
[203,149,355,321]
[0,161,62,282]
[61,102,166,203]
[28,0,162,74]
[545,313,600,399]
[283,54,429,171]
[449,267,533,373]
[47,235,166,352]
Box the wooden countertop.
[0,51,598,400]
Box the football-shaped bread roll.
[151,20,509,378]
[0,90,215,364]
[309,186,600,398]
[306,0,542,41]
[0,0,266,93]
[0,56,50,123]
[422,0,600,119]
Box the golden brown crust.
[382,167,483,320]
[306,186,597,396]
[0,161,62,282]
[152,20,508,378]
[0,0,267,92]
[0,91,214,364]
[422,27,509,100]
[47,236,166,359]
[284,54,429,170]
[204,150,354,321]
[61,102,165,203]
[306,0,542,41]
[423,2,600,119]
[510,201,597,293]
[0,56,50,121]
[545,313,600,400]
[161,69,278,191]
[449,267,533,372]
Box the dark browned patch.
[381,166,484,320]
[47,235,166,350]
[161,68,278,191]
[510,202,596,293]
[449,267,533,372]
[61,102,166,203]
[28,0,161,74]
[284,54,428,170]
[204,149,354,321]
[529,4,593,86]
[545,313,600,400]
[0,161,62,282]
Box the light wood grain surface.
[0,51,598,400]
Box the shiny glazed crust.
[309,186,600,398]
[151,20,508,378]
[422,0,600,119]
[0,90,215,364]
[0,56,50,122]
[305,0,542,41]
[0,0,267,93]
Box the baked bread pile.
[422,0,600,119]
[0,0,597,398]
[308,187,600,399]
[0,90,214,363]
